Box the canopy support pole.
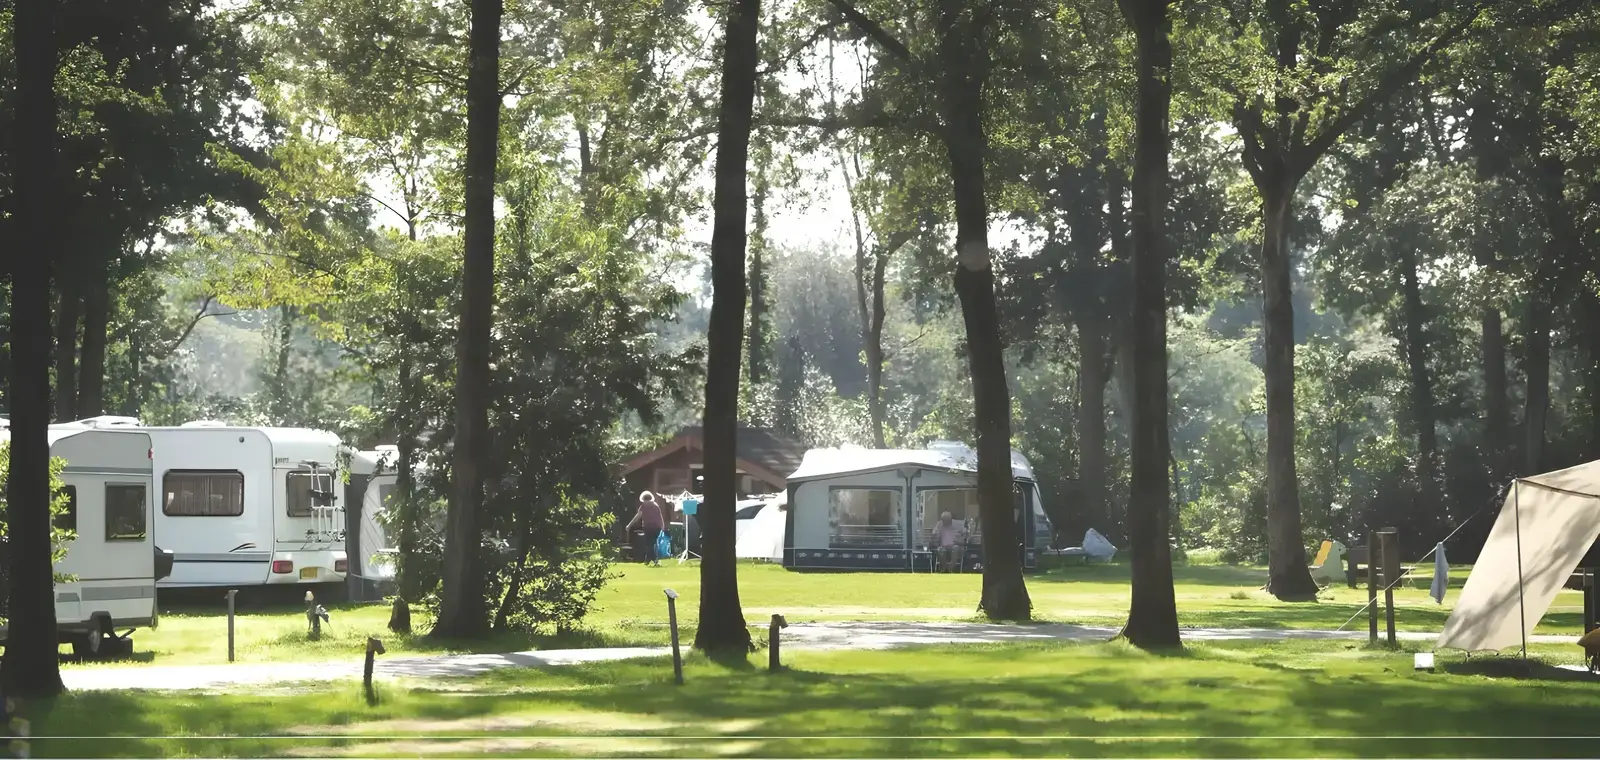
[1514,479,1528,665]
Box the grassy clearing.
[62,562,1589,667]
[26,640,1600,758]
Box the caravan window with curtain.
[163,471,245,517]
[828,488,902,549]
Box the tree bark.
[937,0,1029,621]
[693,0,759,656]
[1398,247,1440,502]
[1118,0,1180,649]
[865,249,889,448]
[1523,284,1550,475]
[1077,321,1109,538]
[1259,186,1318,600]
[395,354,422,601]
[747,156,771,387]
[78,260,110,418]
[1481,287,1509,476]
[434,0,501,640]
[2,0,67,698]
[270,305,295,424]
[53,282,80,422]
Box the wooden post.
[769,614,788,672]
[226,589,237,663]
[1367,531,1377,645]
[1379,528,1399,647]
[364,637,386,705]
[665,589,684,685]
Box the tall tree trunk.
[747,154,771,387]
[1523,284,1550,475]
[78,261,109,418]
[938,0,1029,621]
[1524,156,1568,476]
[1398,247,1439,503]
[271,305,295,424]
[693,0,759,656]
[434,0,501,640]
[53,282,80,422]
[1259,185,1318,600]
[1118,0,1179,649]
[865,250,889,448]
[841,150,896,448]
[124,325,143,416]
[1589,297,1600,460]
[2,0,67,698]
[1481,291,1509,475]
[395,354,422,601]
[1077,321,1109,538]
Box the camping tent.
[1437,461,1600,652]
[736,494,787,562]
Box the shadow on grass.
[30,642,1600,758]
[1445,657,1600,682]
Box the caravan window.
[105,484,147,540]
[286,471,335,517]
[164,471,245,517]
[828,488,902,549]
[54,485,77,532]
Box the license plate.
[300,567,319,580]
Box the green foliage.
[0,443,78,589]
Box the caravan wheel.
[70,632,103,659]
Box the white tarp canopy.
[735,497,786,562]
[1437,461,1600,652]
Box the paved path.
[60,622,1579,692]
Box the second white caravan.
[86,421,352,589]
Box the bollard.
[769,614,788,672]
[364,637,386,705]
[305,591,329,640]
[1379,528,1399,647]
[226,589,237,663]
[664,588,684,685]
[1367,531,1378,645]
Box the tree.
[1117,0,1180,649]
[434,0,502,639]
[824,0,1031,620]
[2,0,68,698]
[694,0,762,657]
[1223,0,1487,599]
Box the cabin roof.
[788,443,1036,483]
[620,423,806,485]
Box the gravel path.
[60,622,1579,692]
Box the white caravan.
[55,419,351,589]
[0,425,169,656]
[344,446,399,600]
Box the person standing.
[627,491,666,566]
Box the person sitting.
[933,511,961,572]
[626,491,666,567]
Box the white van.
[0,426,170,656]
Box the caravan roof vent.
[374,444,399,453]
[79,415,143,428]
[928,440,969,453]
[181,420,229,428]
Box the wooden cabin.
[620,424,805,499]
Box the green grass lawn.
[63,562,1589,667]
[25,640,1600,758]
